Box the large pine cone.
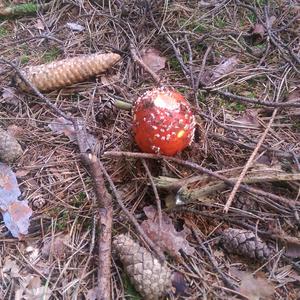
[15,52,121,92]
[221,228,272,261]
[0,129,23,163]
[113,234,172,300]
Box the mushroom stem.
[114,100,133,111]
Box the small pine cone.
[96,98,117,122]
[113,234,172,300]
[15,52,121,92]
[221,228,272,261]
[0,128,23,163]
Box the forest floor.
[0,0,300,299]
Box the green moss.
[72,192,87,208]
[177,87,187,94]
[254,43,266,49]
[11,3,38,15]
[193,23,206,33]
[169,57,181,71]
[214,17,226,28]
[20,55,30,64]
[0,26,8,37]
[56,210,69,231]
[292,122,300,130]
[195,44,206,53]
[245,91,256,98]
[248,12,257,23]
[178,17,207,33]
[42,47,60,63]
[219,99,246,112]
[197,93,206,103]
[228,102,247,112]
[182,52,189,64]
[255,0,267,5]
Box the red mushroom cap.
[132,87,195,156]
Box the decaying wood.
[104,151,299,212]
[155,168,300,204]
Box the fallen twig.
[103,151,299,211]
[214,90,300,108]
[190,225,238,291]
[224,108,278,212]
[99,163,165,262]
[142,159,162,230]
[129,42,161,85]
[155,169,300,204]
[0,59,112,300]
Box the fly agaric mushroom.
[132,87,195,156]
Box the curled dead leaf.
[141,205,195,258]
[140,47,167,73]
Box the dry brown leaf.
[171,272,189,297]
[34,19,45,30]
[42,234,70,259]
[48,117,97,150]
[140,47,167,73]
[2,257,20,278]
[141,205,195,257]
[48,117,77,142]
[7,124,26,139]
[86,288,98,300]
[201,56,239,85]
[231,268,275,300]
[238,272,275,300]
[285,241,300,258]
[1,87,21,106]
[252,23,265,39]
[2,200,33,238]
[0,163,32,239]
[229,109,260,129]
[15,275,52,300]
[16,168,31,178]
[211,56,239,80]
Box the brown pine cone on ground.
[221,228,273,262]
[15,52,121,92]
[113,234,172,300]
